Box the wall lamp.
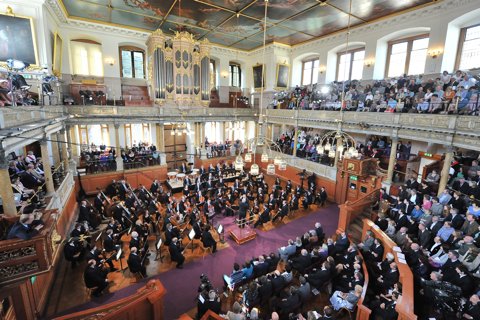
[106,58,115,66]
[364,60,374,67]
[428,49,442,59]
[221,72,228,78]
[318,67,326,73]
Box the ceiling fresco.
[59,0,436,50]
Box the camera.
[198,274,213,293]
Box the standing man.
[238,195,249,228]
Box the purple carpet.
[44,205,339,320]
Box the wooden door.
[24,141,41,159]
[164,125,187,171]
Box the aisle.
[43,204,340,320]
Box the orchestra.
[78,166,326,295]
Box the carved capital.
[114,123,120,130]
[0,148,8,170]
[444,145,455,154]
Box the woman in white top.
[385,220,396,239]
[451,70,462,84]
[365,93,374,101]
[424,88,433,101]
[428,244,449,267]
[440,71,451,91]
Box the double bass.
[96,187,114,217]
[85,198,102,226]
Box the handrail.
[52,280,167,320]
[351,236,371,319]
[362,219,417,320]
[337,189,380,234]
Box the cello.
[85,198,102,226]
[96,187,114,217]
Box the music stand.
[127,226,132,236]
[95,230,103,242]
[215,221,226,244]
[115,248,126,273]
[154,237,165,262]
[186,228,196,253]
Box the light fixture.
[274,156,281,165]
[337,145,344,153]
[250,164,259,175]
[316,145,324,153]
[324,143,331,151]
[267,163,275,175]
[6,59,29,71]
[319,67,326,73]
[363,60,374,67]
[428,50,442,59]
[328,150,335,158]
[279,160,287,171]
[221,72,228,78]
[106,58,115,66]
[261,153,268,162]
[177,130,182,136]
[171,129,175,135]
[235,155,244,171]
[245,153,252,162]
[321,87,329,93]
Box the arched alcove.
[292,53,319,87]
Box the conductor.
[238,195,249,229]
[169,237,185,269]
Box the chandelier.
[235,135,285,175]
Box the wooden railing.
[337,189,380,234]
[355,243,371,319]
[52,279,167,320]
[0,210,58,285]
[361,219,417,320]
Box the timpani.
[167,172,177,182]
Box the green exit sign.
[424,153,432,157]
[350,176,357,181]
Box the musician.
[169,237,185,269]
[303,190,313,209]
[208,164,215,173]
[268,193,277,210]
[113,204,126,228]
[164,223,180,246]
[104,229,120,253]
[195,180,203,194]
[86,244,117,272]
[214,188,224,201]
[217,177,225,190]
[288,191,298,209]
[84,259,110,297]
[272,200,288,222]
[205,199,215,224]
[286,180,293,194]
[202,225,217,253]
[196,191,205,209]
[64,239,86,269]
[138,187,149,205]
[180,162,188,174]
[257,187,265,203]
[94,192,106,218]
[163,191,171,206]
[316,186,328,206]
[215,163,222,172]
[129,231,149,258]
[262,181,269,194]
[272,184,279,199]
[148,198,161,221]
[105,220,124,246]
[119,180,130,200]
[105,179,117,199]
[71,222,91,245]
[7,213,44,240]
[275,177,281,186]
[241,185,249,196]
[309,182,316,195]
[295,185,303,198]
[234,178,241,190]
[150,179,160,195]
[128,247,148,277]
[225,193,235,217]
[205,179,215,198]
[223,161,229,171]
[197,290,221,319]
[184,175,192,187]
[79,200,98,230]
[125,192,136,213]
[135,220,146,240]
[238,195,249,229]
[199,165,207,175]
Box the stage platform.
[228,225,256,245]
[165,180,183,194]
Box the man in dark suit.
[169,237,185,269]
[202,225,217,253]
[297,276,311,301]
[273,286,300,315]
[272,200,289,222]
[21,168,42,189]
[373,292,400,320]
[128,247,147,277]
[258,275,274,297]
[395,209,409,231]
[375,262,399,293]
[290,194,299,210]
[105,179,118,199]
[150,179,160,195]
[268,270,285,291]
[452,265,473,295]
[461,294,480,320]
[290,249,312,274]
[417,224,431,249]
[197,290,221,319]
[316,186,327,206]
[445,208,465,230]
[84,259,109,297]
[79,200,98,230]
[253,255,269,277]
[118,180,130,200]
[6,213,44,240]
[254,203,270,228]
[305,261,330,288]
[238,195,249,228]
[334,232,350,255]
[86,244,117,272]
[64,239,85,269]
[315,222,325,244]
[366,238,384,262]
[180,162,188,174]
[429,216,443,238]
[103,229,120,253]
[441,250,461,282]
[94,192,105,218]
[406,176,419,190]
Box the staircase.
[346,207,372,244]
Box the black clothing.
[6,221,41,240]
[202,230,217,252]
[128,253,147,276]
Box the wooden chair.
[338,304,357,319]
[196,241,212,259]
[82,274,98,295]
[302,293,312,311]
[318,280,331,303]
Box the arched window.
[302,58,319,85]
[78,124,109,146]
[119,46,145,79]
[336,48,365,82]
[230,62,241,87]
[71,39,103,76]
[385,34,429,77]
[456,24,480,70]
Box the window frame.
[78,124,109,146]
[210,59,216,87]
[124,124,150,147]
[119,46,146,79]
[229,62,241,87]
[335,47,365,82]
[454,23,480,70]
[385,33,430,78]
[301,58,319,86]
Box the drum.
[177,173,186,182]
[192,169,199,178]
[167,172,177,182]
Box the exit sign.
[350,176,357,181]
[424,153,432,157]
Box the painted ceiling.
[59,0,436,51]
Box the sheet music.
[398,258,407,264]
[198,294,205,303]
[393,246,402,252]
[372,225,380,229]
[397,253,405,259]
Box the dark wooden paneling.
[69,84,107,105]
[121,85,149,101]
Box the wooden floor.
[44,175,329,317]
